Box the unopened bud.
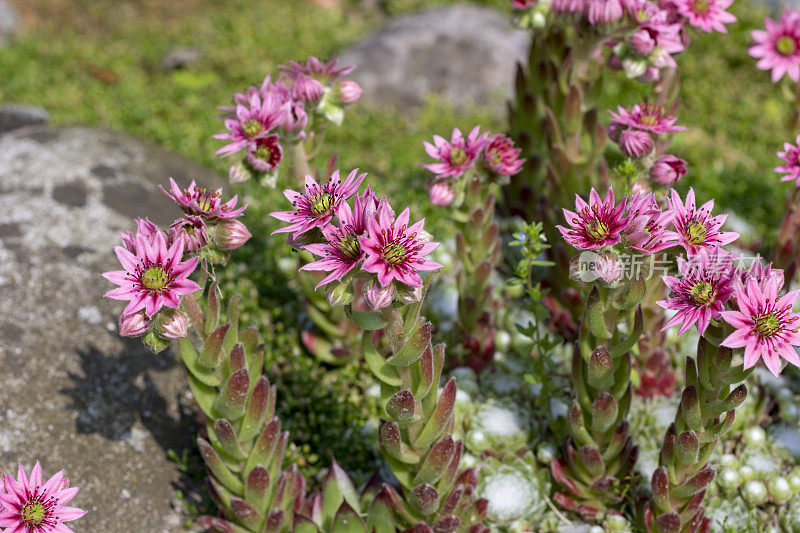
[119,310,151,337]
[326,281,354,308]
[229,162,250,184]
[215,219,251,250]
[365,281,394,309]
[427,179,456,206]
[155,308,188,339]
[337,80,362,105]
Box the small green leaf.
[346,308,388,330]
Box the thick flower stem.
[452,177,503,370]
[644,330,752,533]
[551,277,645,520]
[344,290,489,532]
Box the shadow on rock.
[61,340,210,515]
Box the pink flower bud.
[292,75,324,103]
[619,128,653,158]
[649,155,688,185]
[337,80,362,104]
[169,216,209,253]
[119,310,151,337]
[215,219,252,250]
[365,282,395,310]
[511,0,537,8]
[629,29,656,56]
[427,179,456,206]
[155,308,188,339]
[631,179,651,196]
[229,163,250,184]
[281,101,308,133]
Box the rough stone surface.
[0,0,19,45]
[337,3,529,111]
[0,126,225,532]
[0,104,50,134]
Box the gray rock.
[0,104,50,135]
[162,47,204,71]
[337,3,529,111]
[0,126,225,532]
[0,0,19,45]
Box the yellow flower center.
[450,148,468,167]
[242,119,263,138]
[310,192,334,216]
[777,35,797,56]
[754,313,781,337]
[688,281,714,305]
[685,221,708,245]
[335,233,362,259]
[382,241,409,265]
[22,501,46,526]
[142,266,169,291]
[586,219,609,241]
[692,0,710,14]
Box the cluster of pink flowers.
[270,170,442,309]
[608,102,688,184]
[750,10,800,83]
[0,462,85,532]
[421,127,525,206]
[103,180,251,341]
[559,186,800,377]
[215,57,361,181]
[558,186,739,255]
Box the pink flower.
[553,0,588,16]
[588,0,625,25]
[484,134,525,176]
[512,0,538,8]
[423,127,489,179]
[427,179,456,206]
[619,128,654,158]
[214,92,285,157]
[161,179,247,220]
[302,190,376,287]
[657,247,736,335]
[663,188,740,253]
[270,170,366,238]
[245,134,283,173]
[102,231,200,317]
[169,216,208,254]
[0,462,85,532]
[675,0,735,33]
[735,259,785,293]
[776,134,800,186]
[624,193,679,253]
[650,155,688,185]
[721,276,800,376]
[361,206,442,287]
[750,12,800,82]
[280,57,355,84]
[557,188,628,250]
[337,80,363,104]
[609,102,686,135]
[291,74,325,103]
[121,218,161,252]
